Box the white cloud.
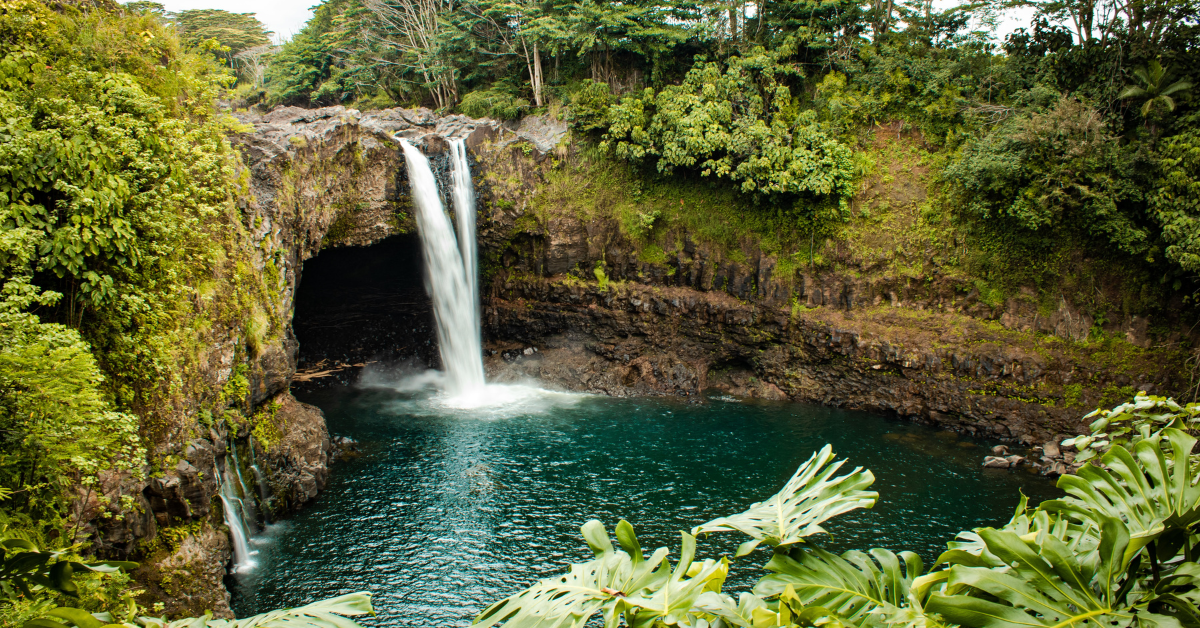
[155,0,315,43]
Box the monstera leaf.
[474,520,675,628]
[924,518,1178,628]
[26,593,375,628]
[621,532,729,628]
[941,495,1099,569]
[1041,428,1200,561]
[692,445,878,556]
[753,547,925,628]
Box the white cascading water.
[216,462,256,573]
[448,139,480,342]
[230,446,258,528]
[398,139,486,398]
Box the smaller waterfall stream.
[448,139,481,355]
[216,462,257,573]
[230,446,258,529]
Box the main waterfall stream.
[229,138,1059,625]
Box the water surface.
[230,382,1059,626]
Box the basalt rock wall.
[466,131,1192,447]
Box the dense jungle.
[1,0,1200,626]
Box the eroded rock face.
[257,393,333,515]
[466,141,1189,444]
[133,522,233,620]
[479,278,1148,444]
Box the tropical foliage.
[0,534,374,628]
[476,421,1200,628]
[252,0,1200,290]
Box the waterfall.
[449,139,480,342]
[216,462,256,573]
[398,139,485,397]
[230,445,258,528]
[250,464,268,503]
[248,439,270,504]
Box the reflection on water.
[230,380,1059,627]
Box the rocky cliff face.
[465,130,1191,450]
[88,104,1190,617]
[89,105,511,618]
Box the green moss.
[639,244,668,265]
[1063,383,1084,407]
[594,262,610,291]
[251,400,284,450]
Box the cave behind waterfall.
[292,233,437,385]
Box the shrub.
[458,86,529,120]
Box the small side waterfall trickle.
[216,461,257,573]
[247,439,270,505]
[230,446,258,528]
[398,139,485,398]
[250,464,268,503]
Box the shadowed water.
[230,384,1060,626]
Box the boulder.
[982,456,1011,468]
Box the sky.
[156,0,315,42]
[153,0,1039,47]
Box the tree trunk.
[522,37,543,107]
[533,41,544,107]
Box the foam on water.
[359,366,583,418]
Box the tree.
[364,0,460,108]
[234,44,273,89]
[604,50,856,205]
[1119,60,1193,118]
[171,9,272,69]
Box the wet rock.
[991,445,1009,456]
[134,522,233,619]
[982,456,1011,468]
[1005,455,1026,467]
[1043,441,1061,458]
[258,392,333,517]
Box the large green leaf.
[622,532,729,628]
[753,547,924,628]
[691,445,877,556]
[1041,429,1200,560]
[1,539,139,600]
[28,593,375,628]
[941,495,1099,569]
[925,519,1177,628]
[473,520,671,628]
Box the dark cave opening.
[292,233,437,388]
